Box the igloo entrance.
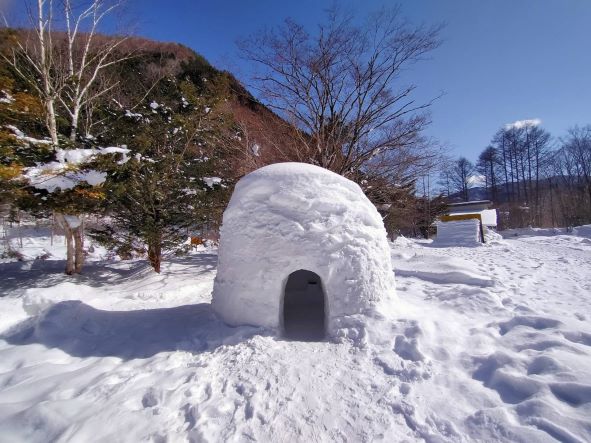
[283,270,325,341]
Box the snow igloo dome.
[212,162,396,340]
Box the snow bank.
[391,235,416,248]
[501,227,565,237]
[484,228,503,243]
[212,162,396,339]
[500,224,591,238]
[1,225,108,263]
[573,224,591,238]
[435,219,481,246]
[393,252,494,288]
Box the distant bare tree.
[476,146,497,201]
[436,156,455,197]
[239,6,441,182]
[449,157,474,201]
[555,125,591,223]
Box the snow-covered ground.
[0,227,590,442]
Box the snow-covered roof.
[445,209,497,227]
[212,162,396,338]
[448,200,491,209]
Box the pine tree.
[91,78,232,272]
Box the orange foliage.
[0,163,23,180]
[74,188,106,200]
[190,237,204,246]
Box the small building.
[212,162,396,340]
[446,200,498,230]
[436,200,498,244]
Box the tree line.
[441,121,591,229]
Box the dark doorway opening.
[283,270,326,341]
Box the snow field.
[0,227,589,441]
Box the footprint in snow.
[562,331,591,347]
[526,356,565,375]
[549,382,591,407]
[393,320,424,362]
[498,315,562,336]
[472,354,541,404]
[142,388,159,408]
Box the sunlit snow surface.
[0,227,590,442]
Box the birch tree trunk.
[69,102,81,142]
[55,213,84,275]
[45,93,59,146]
[73,218,84,274]
[56,213,75,275]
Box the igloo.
[212,162,396,339]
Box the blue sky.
[6,0,591,161]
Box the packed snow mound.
[501,227,565,237]
[435,219,481,247]
[484,228,503,243]
[573,224,591,238]
[391,235,416,248]
[393,252,494,287]
[213,162,396,339]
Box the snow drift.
[212,162,396,338]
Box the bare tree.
[559,125,591,222]
[477,145,499,201]
[3,0,62,145]
[3,0,131,144]
[60,0,131,141]
[239,6,441,181]
[449,157,474,201]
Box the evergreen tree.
[91,78,232,272]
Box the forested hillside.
[0,27,345,272]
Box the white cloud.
[468,174,485,187]
[505,119,541,130]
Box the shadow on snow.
[2,300,262,360]
[0,254,218,296]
